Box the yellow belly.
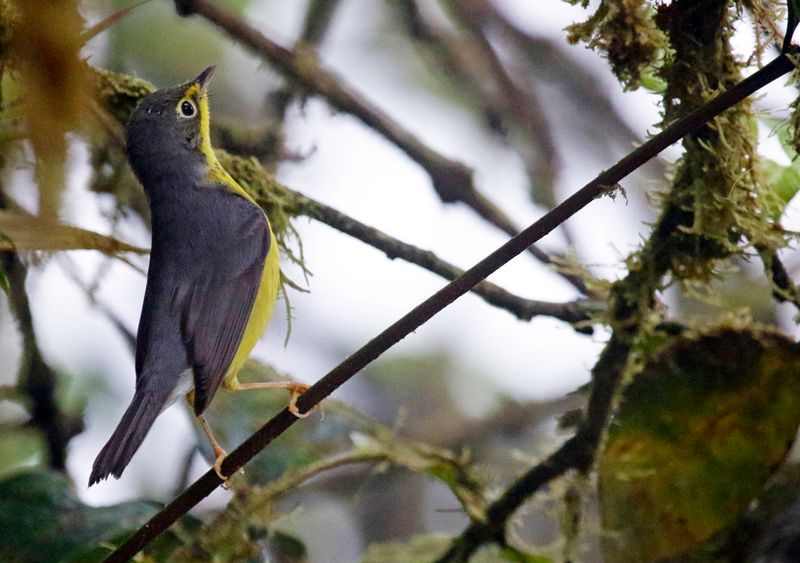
[222,223,280,388]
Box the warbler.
[89,66,305,486]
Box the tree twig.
[444,0,560,208]
[0,195,83,470]
[297,0,342,48]
[100,46,796,563]
[171,0,593,295]
[289,188,599,327]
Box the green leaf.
[598,327,800,562]
[762,157,800,218]
[0,470,200,562]
[0,471,155,562]
[0,427,43,478]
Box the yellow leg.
[232,381,316,418]
[197,414,239,488]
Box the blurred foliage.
[0,470,200,563]
[9,0,89,219]
[182,360,488,558]
[362,534,551,563]
[599,326,800,561]
[0,210,146,253]
[103,0,250,86]
[760,116,800,218]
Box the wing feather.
[173,191,270,415]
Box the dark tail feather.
[88,391,163,486]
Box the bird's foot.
[212,445,243,489]
[286,383,323,419]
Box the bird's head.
[126,66,216,185]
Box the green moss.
[565,0,668,90]
[91,66,154,124]
[649,1,784,284]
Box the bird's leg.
[232,381,317,418]
[197,414,239,488]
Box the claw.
[211,446,233,489]
[287,384,311,418]
[286,383,324,419]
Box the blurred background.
[1,0,799,561]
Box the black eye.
[180,100,195,117]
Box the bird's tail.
[88,390,164,486]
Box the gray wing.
[136,185,269,415]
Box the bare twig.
[298,0,342,47]
[171,0,593,295]
[290,189,599,327]
[101,47,795,563]
[435,333,633,561]
[259,0,342,167]
[444,0,560,208]
[0,197,83,470]
[1,252,83,469]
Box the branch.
[443,0,560,207]
[435,333,633,561]
[297,0,342,47]
[288,187,599,327]
[258,0,343,166]
[0,197,83,470]
[171,0,593,295]
[1,252,84,470]
[101,49,795,563]
[218,148,596,326]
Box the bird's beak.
[194,65,216,92]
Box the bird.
[89,66,305,486]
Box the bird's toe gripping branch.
[234,380,320,418]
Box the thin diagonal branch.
[101,49,795,563]
[171,0,593,295]
[260,0,342,167]
[289,189,599,327]
[444,0,560,207]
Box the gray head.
[126,66,216,187]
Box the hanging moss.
[565,0,669,90]
[645,0,784,284]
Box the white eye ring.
[178,100,196,118]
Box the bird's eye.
[179,100,196,117]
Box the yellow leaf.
[0,211,147,254]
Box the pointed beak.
[194,65,216,91]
